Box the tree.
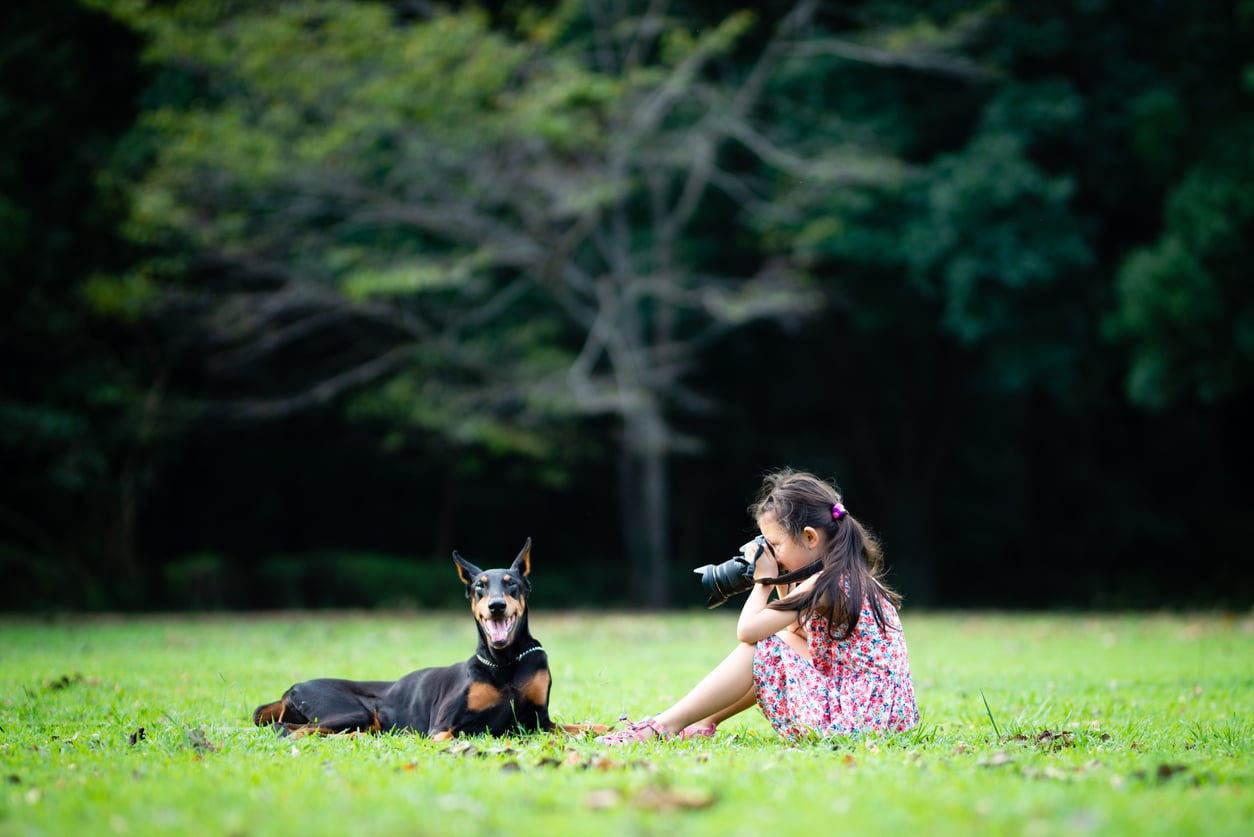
[97,0,925,604]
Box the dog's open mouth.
[483,614,518,648]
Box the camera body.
[693,535,767,608]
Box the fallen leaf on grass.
[977,751,1015,768]
[1133,763,1192,784]
[558,751,613,770]
[481,746,517,758]
[43,674,84,691]
[442,742,521,761]
[1156,765,1185,781]
[1021,765,1071,781]
[584,789,622,809]
[1035,729,1074,751]
[184,728,216,753]
[584,786,714,812]
[632,787,715,812]
[535,750,652,772]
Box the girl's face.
[757,512,823,573]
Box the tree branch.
[204,344,415,420]
[792,37,993,82]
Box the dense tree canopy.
[2,0,1251,611]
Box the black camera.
[693,536,768,609]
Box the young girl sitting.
[597,468,919,744]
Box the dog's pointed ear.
[453,551,483,596]
[511,537,532,579]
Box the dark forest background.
[2,0,1252,613]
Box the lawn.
[1,610,1250,835]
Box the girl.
[597,468,919,744]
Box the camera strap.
[756,557,824,587]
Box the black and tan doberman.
[252,539,556,739]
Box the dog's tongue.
[485,615,515,646]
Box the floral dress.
[752,593,919,740]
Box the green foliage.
[1,613,1250,834]
[108,2,531,248]
[88,0,603,462]
[1109,146,1254,407]
[79,270,159,321]
[1096,1,1254,407]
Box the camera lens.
[693,554,758,608]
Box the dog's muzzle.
[482,613,518,648]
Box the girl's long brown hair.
[750,468,902,637]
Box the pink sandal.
[595,716,668,745]
[595,717,718,745]
[678,722,717,740]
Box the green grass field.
[1,610,1250,835]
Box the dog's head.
[453,538,532,651]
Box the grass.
[1,610,1251,835]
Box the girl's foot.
[595,717,667,745]
[678,721,717,740]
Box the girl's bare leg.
[667,632,812,727]
[651,643,756,734]
[689,685,757,729]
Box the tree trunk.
[621,405,672,608]
[641,433,670,608]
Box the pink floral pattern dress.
[752,593,919,740]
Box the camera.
[693,536,768,609]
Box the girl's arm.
[736,574,818,644]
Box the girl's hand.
[748,542,778,581]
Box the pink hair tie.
[831,503,847,520]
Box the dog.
[252,538,555,739]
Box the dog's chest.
[465,665,550,716]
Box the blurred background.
[2,0,1251,613]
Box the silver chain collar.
[476,645,545,669]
